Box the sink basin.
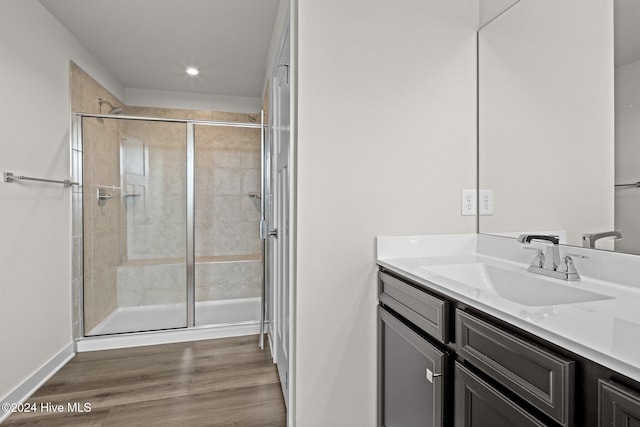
[423,263,613,307]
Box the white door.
[271,29,291,406]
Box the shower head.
[98,98,123,115]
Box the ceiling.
[39,0,280,99]
[41,0,638,98]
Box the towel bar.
[4,172,78,187]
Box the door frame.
[265,13,296,423]
[74,114,263,337]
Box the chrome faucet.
[582,231,622,248]
[518,234,582,281]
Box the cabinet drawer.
[455,362,547,427]
[599,380,640,426]
[378,271,448,343]
[456,310,574,426]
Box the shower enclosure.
[74,113,265,337]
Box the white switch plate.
[461,189,476,216]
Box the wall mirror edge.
[477,0,640,256]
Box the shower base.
[87,297,261,336]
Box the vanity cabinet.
[378,269,573,427]
[378,267,640,427]
[454,362,547,427]
[378,271,448,343]
[378,307,446,427]
[377,272,449,427]
[456,310,574,426]
[599,380,640,426]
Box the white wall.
[0,0,123,402]
[124,88,262,114]
[478,0,614,247]
[294,0,477,424]
[479,0,520,27]
[615,60,640,254]
[264,0,291,93]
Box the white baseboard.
[76,322,261,352]
[0,342,75,424]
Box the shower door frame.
[73,112,265,337]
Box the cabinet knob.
[426,368,441,383]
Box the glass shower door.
[82,117,188,336]
[193,123,263,327]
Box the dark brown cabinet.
[378,307,446,427]
[377,267,640,427]
[456,310,574,426]
[454,362,547,427]
[599,380,640,427]
[378,271,448,343]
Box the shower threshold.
[87,297,261,336]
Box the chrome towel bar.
[4,172,78,187]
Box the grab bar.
[4,172,78,187]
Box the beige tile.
[212,168,243,195]
[212,196,244,222]
[148,122,187,144]
[242,197,261,222]
[242,168,261,194]
[241,150,261,169]
[211,111,258,123]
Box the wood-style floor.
[4,335,286,426]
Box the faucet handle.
[523,247,544,267]
[556,257,574,274]
[557,254,587,276]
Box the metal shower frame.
[72,112,267,348]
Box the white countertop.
[377,233,640,382]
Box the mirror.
[478,0,640,255]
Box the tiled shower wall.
[117,118,263,260]
[119,107,263,306]
[70,68,263,334]
[70,62,126,335]
[120,119,188,260]
[194,124,262,258]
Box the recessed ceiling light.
[186,67,199,76]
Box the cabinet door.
[456,309,573,426]
[455,362,547,427]
[599,379,640,427]
[378,306,446,427]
